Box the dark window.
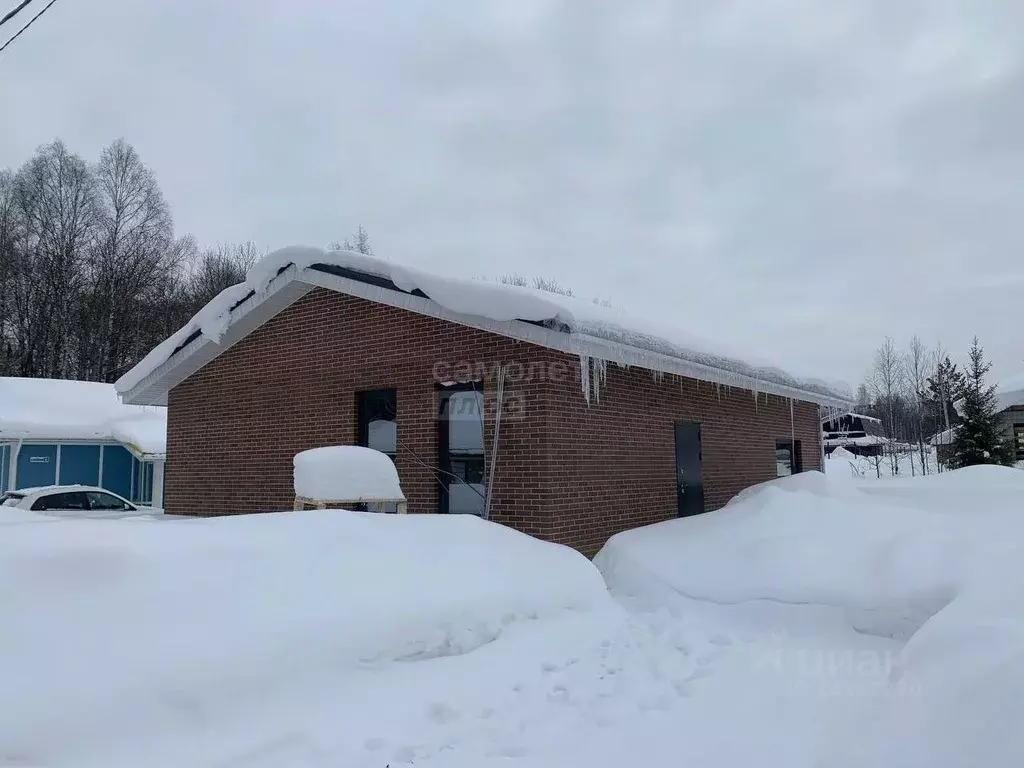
[438,386,486,515]
[357,389,397,458]
[31,492,90,511]
[1015,424,1024,461]
[357,389,398,512]
[775,439,803,477]
[86,491,132,511]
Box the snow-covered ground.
[3,466,1024,767]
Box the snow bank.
[597,466,1024,767]
[597,467,1024,637]
[0,510,609,765]
[0,377,166,456]
[293,445,404,501]
[115,245,850,403]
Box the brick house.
[117,247,848,556]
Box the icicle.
[592,357,608,403]
[579,353,591,405]
[652,369,664,384]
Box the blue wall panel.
[17,444,57,489]
[101,445,133,499]
[0,445,9,493]
[59,445,101,487]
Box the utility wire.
[0,0,58,55]
[0,0,32,29]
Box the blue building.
[1,378,166,506]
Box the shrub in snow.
[293,445,404,502]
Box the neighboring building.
[116,247,848,556]
[0,377,167,506]
[821,412,887,457]
[996,376,1024,464]
[928,374,1024,465]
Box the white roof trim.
[122,263,848,408]
[122,267,313,406]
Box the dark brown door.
[674,421,704,517]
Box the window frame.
[775,439,803,477]
[437,383,487,515]
[356,388,398,459]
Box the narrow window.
[357,389,397,458]
[775,439,802,477]
[438,387,486,515]
[357,389,398,512]
[1014,424,1024,461]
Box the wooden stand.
[293,496,408,513]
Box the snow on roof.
[928,426,958,446]
[821,411,882,425]
[0,377,167,457]
[116,246,852,407]
[823,435,888,448]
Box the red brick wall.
[166,287,822,556]
[538,363,821,556]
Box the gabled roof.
[0,377,167,457]
[115,246,852,408]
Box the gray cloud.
[4,0,1023,385]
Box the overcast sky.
[3,0,1022,388]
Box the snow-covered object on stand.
[115,246,851,408]
[0,377,166,457]
[293,446,405,503]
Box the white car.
[1,485,161,518]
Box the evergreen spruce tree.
[949,338,1013,468]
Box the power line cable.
[0,0,58,55]
[0,0,33,29]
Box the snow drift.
[597,465,1024,768]
[0,509,610,766]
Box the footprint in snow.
[425,701,460,725]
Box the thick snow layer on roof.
[823,434,887,448]
[0,377,166,457]
[293,446,405,501]
[822,411,881,424]
[116,245,851,402]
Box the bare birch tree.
[870,337,904,476]
[904,336,934,475]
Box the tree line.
[0,138,370,384]
[858,335,1015,473]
